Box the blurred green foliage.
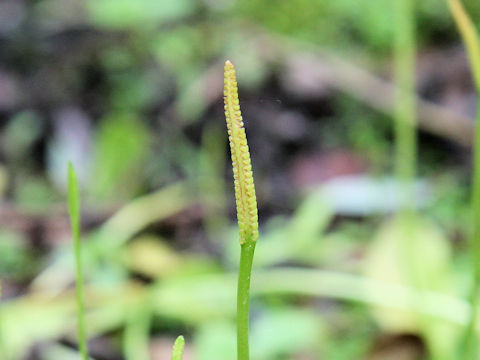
[0,0,479,359]
[88,0,196,30]
[92,113,150,199]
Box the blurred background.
[1,0,480,359]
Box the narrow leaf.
[67,162,89,360]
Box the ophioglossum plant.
[224,60,259,360]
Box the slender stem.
[445,1,480,357]
[467,40,480,360]
[0,282,6,360]
[74,237,88,360]
[463,108,480,359]
[68,164,88,360]
[237,242,256,360]
[394,0,416,210]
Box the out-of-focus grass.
[393,0,416,196]
[0,176,472,359]
[0,283,5,360]
[124,297,152,360]
[1,0,480,359]
[0,266,471,358]
[446,0,480,358]
[32,181,195,292]
[0,180,469,359]
[67,163,88,360]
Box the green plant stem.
[464,108,480,359]
[74,229,88,360]
[68,164,88,360]
[393,0,425,337]
[445,1,480,357]
[237,242,256,360]
[0,282,5,360]
[394,0,416,213]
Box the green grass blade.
[170,335,185,360]
[448,0,480,92]
[0,282,5,360]
[123,299,152,360]
[446,1,480,358]
[67,162,89,360]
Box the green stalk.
[393,0,421,326]
[67,163,89,360]
[463,111,480,358]
[392,2,447,357]
[0,282,5,360]
[394,0,417,207]
[237,242,256,360]
[446,1,480,357]
[469,111,480,358]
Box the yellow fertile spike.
[224,60,259,245]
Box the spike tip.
[223,61,259,245]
